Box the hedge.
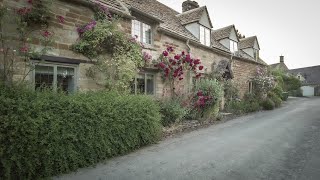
[0,86,162,179]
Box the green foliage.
[0,85,162,179]
[22,0,52,26]
[261,98,275,110]
[72,19,143,92]
[271,69,302,92]
[272,85,286,101]
[193,79,224,119]
[223,80,240,104]
[289,89,303,97]
[268,92,282,107]
[225,93,260,114]
[158,98,188,127]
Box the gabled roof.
[97,0,130,15]
[289,65,320,85]
[123,0,198,41]
[239,36,260,50]
[176,6,213,28]
[103,0,266,66]
[270,62,289,71]
[212,25,238,41]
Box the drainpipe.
[186,39,191,92]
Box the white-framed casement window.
[200,25,211,46]
[253,49,259,61]
[132,20,152,44]
[131,72,155,95]
[32,63,78,93]
[230,40,238,53]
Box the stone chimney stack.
[182,0,200,13]
[280,55,284,63]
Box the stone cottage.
[1,0,267,97]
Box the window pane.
[200,26,205,45]
[132,20,141,42]
[35,65,54,90]
[136,74,145,94]
[234,42,238,51]
[146,74,154,95]
[205,28,210,46]
[142,23,151,44]
[57,67,75,93]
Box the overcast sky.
[158,0,320,69]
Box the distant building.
[270,56,289,71]
[289,66,320,96]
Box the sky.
[158,0,320,69]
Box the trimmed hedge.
[0,86,162,179]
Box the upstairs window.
[200,25,211,46]
[230,40,238,53]
[132,20,152,44]
[253,49,259,61]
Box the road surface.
[56,97,320,180]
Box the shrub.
[0,86,162,179]
[282,92,289,101]
[268,92,282,107]
[272,86,285,100]
[225,93,261,114]
[158,98,187,127]
[261,98,275,110]
[289,89,303,97]
[192,79,224,119]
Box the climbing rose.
[20,45,29,53]
[27,0,33,4]
[197,91,203,96]
[16,7,31,15]
[41,30,52,38]
[167,46,174,52]
[199,66,204,70]
[57,15,65,24]
[163,51,169,57]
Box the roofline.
[129,7,164,23]
[212,24,239,42]
[239,36,260,50]
[158,27,266,66]
[177,6,213,28]
[289,65,320,71]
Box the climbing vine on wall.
[72,2,144,92]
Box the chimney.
[280,55,284,63]
[182,0,199,13]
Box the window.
[33,63,77,93]
[200,25,211,46]
[131,73,155,95]
[132,20,152,44]
[249,81,253,93]
[253,49,259,61]
[230,40,238,53]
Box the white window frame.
[253,49,259,61]
[230,40,238,53]
[132,72,156,95]
[200,25,211,46]
[131,20,152,45]
[31,62,79,92]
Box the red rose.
[163,51,169,57]
[199,66,204,70]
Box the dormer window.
[200,25,211,46]
[253,49,259,61]
[132,20,152,44]
[230,40,238,53]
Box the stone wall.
[2,0,266,98]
